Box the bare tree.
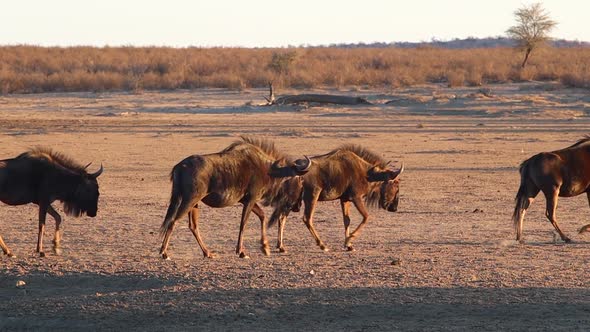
[507,3,557,68]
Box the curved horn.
[84,162,92,169]
[90,163,104,178]
[296,155,312,172]
[398,162,404,175]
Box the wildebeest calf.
[0,147,103,257]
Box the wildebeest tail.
[159,166,183,237]
[513,159,531,237]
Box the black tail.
[159,167,183,237]
[513,159,531,240]
[267,208,286,229]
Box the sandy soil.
[0,83,589,331]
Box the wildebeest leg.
[37,203,48,257]
[544,188,571,243]
[251,203,270,256]
[277,215,288,253]
[47,205,63,255]
[159,224,176,260]
[160,198,197,260]
[0,234,13,257]
[236,200,256,258]
[514,183,539,243]
[188,205,213,258]
[340,200,352,249]
[578,193,590,234]
[303,191,328,251]
[345,196,370,251]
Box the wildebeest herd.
[1,135,590,260]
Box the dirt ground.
[0,83,590,331]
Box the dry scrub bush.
[0,46,589,93]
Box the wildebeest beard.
[63,185,99,217]
[365,181,398,212]
[63,201,85,217]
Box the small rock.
[15,280,26,288]
[391,258,402,266]
[309,270,315,276]
[472,208,483,213]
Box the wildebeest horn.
[391,162,404,179]
[295,156,312,172]
[84,162,92,169]
[90,163,104,178]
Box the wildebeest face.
[380,179,400,212]
[81,178,100,217]
[64,165,103,218]
[66,178,100,217]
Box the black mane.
[569,135,590,148]
[332,144,388,168]
[222,136,285,159]
[19,147,87,174]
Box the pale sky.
[1,0,587,47]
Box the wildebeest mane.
[330,144,388,167]
[19,147,87,174]
[222,136,286,160]
[568,135,590,148]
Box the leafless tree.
[506,3,557,68]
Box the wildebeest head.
[269,156,312,178]
[368,163,404,212]
[64,164,103,217]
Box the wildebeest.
[513,136,590,243]
[158,137,311,259]
[267,145,404,252]
[0,147,103,257]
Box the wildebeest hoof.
[261,246,270,256]
[346,246,355,252]
[53,247,63,255]
[239,252,250,259]
[319,245,329,252]
[344,236,354,248]
[564,238,572,243]
[203,251,215,259]
[161,252,170,260]
[39,251,46,258]
[5,252,15,258]
[278,247,287,253]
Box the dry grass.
[0,46,589,93]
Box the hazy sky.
[1,0,588,47]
